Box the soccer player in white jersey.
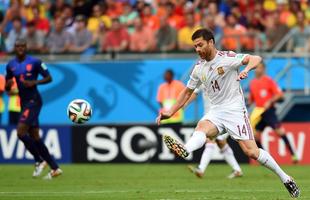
[156,28,300,198]
[185,86,242,179]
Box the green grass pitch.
[0,164,309,200]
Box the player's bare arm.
[183,92,198,108]
[5,79,14,91]
[156,87,194,125]
[22,75,52,88]
[237,55,262,81]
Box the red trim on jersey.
[218,51,224,56]
[244,114,254,140]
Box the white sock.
[221,144,242,172]
[198,143,216,172]
[257,148,290,183]
[184,131,206,153]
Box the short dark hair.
[191,28,215,43]
[165,69,174,77]
[15,38,27,46]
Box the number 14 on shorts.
[237,124,247,136]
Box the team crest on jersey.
[26,64,32,71]
[201,74,206,82]
[217,67,225,75]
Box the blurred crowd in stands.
[0,0,310,56]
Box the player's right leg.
[16,123,45,177]
[238,139,300,198]
[29,127,63,179]
[163,119,219,158]
[216,137,242,179]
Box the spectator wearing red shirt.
[249,62,298,163]
[32,6,50,36]
[103,18,130,52]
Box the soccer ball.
[67,99,92,124]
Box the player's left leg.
[29,127,63,179]
[216,137,242,179]
[238,139,300,198]
[227,110,300,198]
[163,119,219,158]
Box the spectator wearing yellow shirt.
[87,4,111,36]
[177,13,201,51]
[25,0,47,22]
[263,0,277,12]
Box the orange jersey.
[249,75,282,107]
[157,80,185,103]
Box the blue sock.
[19,134,43,163]
[35,139,59,170]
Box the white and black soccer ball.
[67,99,92,124]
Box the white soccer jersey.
[188,51,248,111]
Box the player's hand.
[237,70,248,81]
[156,111,171,125]
[22,80,37,88]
